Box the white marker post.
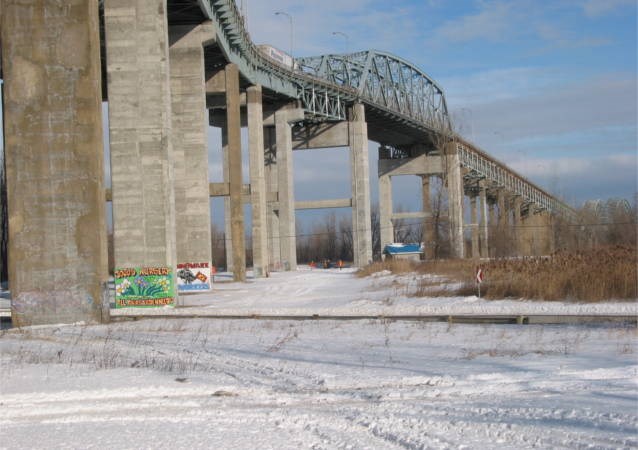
[476,267,484,298]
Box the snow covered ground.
[1,268,637,449]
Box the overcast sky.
[229,0,636,215]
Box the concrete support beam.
[479,182,489,258]
[296,199,353,210]
[275,107,296,271]
[247,85,269,278]
[292,122,349,149]
[379,174,394,257]
[393,211,431,220]
[225,64,246,281]
[349,104,373,267]
[2,0,108,325]
[470,196,480,259]
[421,176,435,259]
[379,154,443,177]
[169,24,212,276]
[445,143,465,259]
[105,0,177,293]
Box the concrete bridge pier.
[445,143,465,259]
[512,196,523,255]
[264,126,282,271]
[2,0,108,326]
[378,173,394,258]
[247,85,269,277]
[349,104,373,267]
[479,181,489,258]
[421,176,436,259]
[105,0,178,298]
[470,195,480,259]
[224,64,246,281]
[169,23,213,280]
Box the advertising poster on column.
[177,262,212,292]
[114,267,175,308]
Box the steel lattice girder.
[296,51,451,133]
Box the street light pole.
[274,11,293,66]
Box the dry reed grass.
[361,246,638,301]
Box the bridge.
[0,0,574,326]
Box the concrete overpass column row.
[2,0,108,325]
[169,24,212,273]
[445,143,465,259]
[496,188,507,256]
[421,176,435,259]
[479,182,489,258]
[488,201,498,258]
[105,0,177,288]
[275,108,296,271]
[378,174,394,258]
[349,104,373,267]
[247,86,269,277]
[225,64,246,281]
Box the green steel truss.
[197,0,573,218]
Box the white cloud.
[582,0,636,17]
[434,1,516,43]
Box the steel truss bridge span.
[189,0,572,219]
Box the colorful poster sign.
[177,262,212,292]
[114,267,175,308]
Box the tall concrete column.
[496,188,507,256]
[274,108,297,271]
[105,0,177,292]
[421,176,435,259]
[264,127,281,270]
[379,174,394,258]
[445,142,465,259]
[221,125,234,272]
[225,64,246,281]
[470,195,480,259]
[169,24,212,277]
[512,196,523,256]
[247,86,269,277]
[488,201,498,258]
[479,182,489,258]
[3,1,108,325]
[349,104,372,267]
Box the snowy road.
[1,268,637,449]
[1,318,636,449]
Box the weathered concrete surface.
[349,104,373,267]
[275,107,296,271]
[378,174,393,257]
[378,154,443,177]
[421,176,435,259]
[225,64,246,281]
[445,143,465,259]
[2,0,108,325]
[264,127,282,270]
[470,195,480,259]
[104,0,177,302]
[479,181,489,258]
[292,122,349,149]
[247,85,269,278]
[169,23,213,274]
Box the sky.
[233,0,637,215]
[1,1,636,231]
